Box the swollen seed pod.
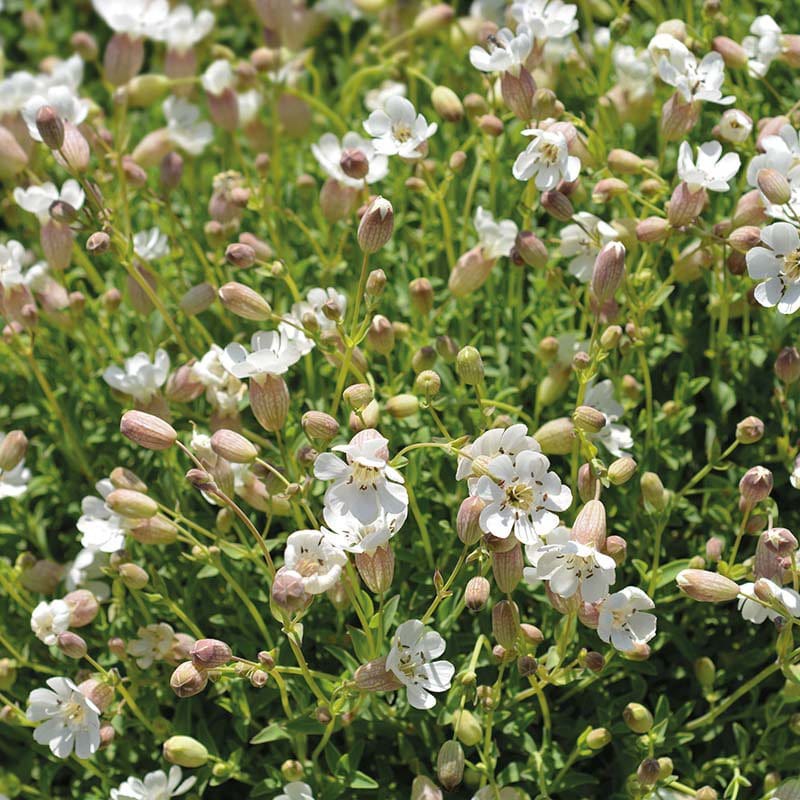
[492,600,520,649]
[456,346,484,385]
[210,429,258,463]
[465,576,491,612]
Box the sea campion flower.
[363,96,437,160]
[77,479,129,552]
[364,81,406,112]
[311,132,388,188]
[677,141,741,192]
[65,548,110,601]
[21,86,91,142]
[163,96,214,156]
[314,430,408,525]
[282,530,348,594]
[111,765,196,800]
[127,622,176,668]
[456,424,540,484]
[322,504,407,554]
[510,0,579,41]
[469,26,533,75]
[612,44,653,102]
[746,221,800,314]
[92,0,169,38]
[0,431,32,499]
[474,450,573,545]
[14,180,85,223]
[279,286,347,356]
[743,15,783,78]
[164,5,215,53]
[191,345,246,415]
[526,527,616,603]
[738,579,800,624]
[26,677,101,759]
[746,124,800,188]
[560,212,619,283]
[719,109,753,144]
[133,227,169,261]
[103,349,170,403]
[474,206,519,259]
[276,783,316,800]
[220,330,305,380]
[512,128,581,190]
[31,599,71,645]
[385,619,454,710]
[597,586,657,651]
[584,379,634,457]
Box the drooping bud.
[353,656,403,692]
[385,394,419,419]
[358,197,394,253]
[431,85,464,122]
[163,735,210,768]
[736,416,764,444]
[118,563,149,590]
[0,430,28,471]
[514,230,548,269]
[35,105,65,149]
[573,405,606,434]
[637,758,661,786]
[465,576,490,611]
[668,182,706,227]
[453,708,482,747]
[271,567,310,613]
[457,496,485,545]
[437,740,465,790]
[210,429,258,463]
[571,500,607,549]
[739,465,773,507]
[302,411,339,445]
[249,375,290,432]
[120,410,177,450]
[641,472,668,513]
[541,189,574,221]
[218,282,271,320]
[170,661,209,698]
[190,638,233,669]
[64,589,100,627]
[57,631,88,659]
[676,569,740,602]
[757,168,791,206]
[448,246,495,297]
[413,3,454,34]
[591,242,626,303]
[775,346,800,383]
[354,545,395,593]
[608,456,637,485]
[492,600,520,648]
[728,225,761,253]
[492,543,524,593]
[106,488,158,518]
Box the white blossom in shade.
[475,206,518,259]
[21,85,91,142]
[364,80,406,112]
[560,212,619,283]
[92,0,170,38]
[191,345,246,414]
[653,41,733,105]
[202,59,235,95]
[30,600,71,646]
[65,548,110,602]
[510,0,579,40]
[311,132,388,188]
[743,15,782,78]
[719,109,753,144]
[237,89,262,126]
[475,450,573,546]
[0,431,32,499]
[597,586,657,652]
[676,140,740,193]
[363,96,437,160]
[163,96,214,156]
[525,527,616,603]
[0,71,40,116]
[220,330,304,380]
[111,766,196,800]
[746,222,800,314]
[0,240,28,289]
[164,5,214,53]
[746,124,800,186]
[280,286,347,356]
[77,479,128,553]
[26,677,101,759]
[512,128,580,190]
[385,619,455,710]
[103,349,170,402]
[276,783,316,800]
[322,504,407,554]
[469,26,533,75]
[133,227,169,261]
[791,455,800,490]
[283,530,348,594]
[127,622,175,668]
[738,579,800,624]
[613,44,653,102]
[14,180,85,223]
[314,430,408,526]
[583,379,634,457]
[48,55,86,94]
[456,424,541,483]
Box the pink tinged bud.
[35,105,64,149]
[78,678,114,712]
[190,638,233,669]
[515,230,548,268]
[712,36,748,69]
[20,559,64,593]
[608,149,643,174]
[104,33,144,85]
[573,405,606,434]
[728,225,761,253]
[64,589,100,627]
[676,569,740,602]
[534,417,576,455]
[578,601,600,628]
[160,151,184,191]
[448,246,495,297]
[271,567,310,613]
[478,114,504,137]
[501,67,536,121]
[571,499,607,549]
[541,190,574,221]
[249,374,290,432]
[733,190,767,227]
[165,364,205,403]
[739,466,773,506]
[754,534,784,582]
[636,217,670,243]
[355,545,395,593]
[353,657,403,692]
[121,410,177,451]
[40,220,73,271]
[320,178,358,222]
[0,430,28,471]
[668,182,706,228]
[465,576,491,611]
[210,429,258,463]
[0,125,28,178]
[492,600,520,649]
[207,87,240,131]
[87,231,111,256]
[218,281,271,320]
[604,535,627,565]
[592,178,628,204]
[57,631,87,659]
[130,515,178,544]
[757,168,791,206]
[340,148,370,180]
[358,197,394,253]
[736,416,764,444]
[170,661,209,698]
[578,463,596,502]
[492,542,524,593]
[776,346,800,383]
[660,94,699,142]
[106,488,157,518]
[118,563,149,590]
[54,123,90,172]
[705,536,724,562]
[225,243,257,269]
[413,3,454,33]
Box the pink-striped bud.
[676,569,740,602]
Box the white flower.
[127,622,175,668]
[322,504,407,554]
[276,783,316,800]
[525,527,616,603]
[0,240,27,289]
[220,330,305,380]
[469,26,533,75]
[133,227,169,260]
[77,479,128,553]
[512,128,580,190]
[386,619,454,710]
[738,579,800,624]
[677,140,740,193]
[475,450,573,545]
[653,39,734,105]
[560,212,619,283]
[314,430,408,526]
[311,131,388,188]
[363,96,437,160]
[791,455,800,490]
[112,766,196,800]
[192,345,246,414]
[719,109,753,144]
[364,80,406,112]
[0,431,31,499]
[237,89,262,126]
[26,677,101,759]
[280,287,346,356]
[14,180,85,223]
[475,206,518,259]
[597,586,657,652]
[21,85,91,142]
[746,124,800,186]
[511,0,579,41]
[164,5,214,53]
[470,0,507,24]
[613,45,653,101]
[92,0,170,38]
[202,59,235,95]
[456,424,540,483]
[283,530,348,594]
[743,15,782,79]
[746,221,800,314]
[584,379,633,457]
[103,349,170,402]
[65,548,110,602]
[31,600,71,646]
[163,96,214,156]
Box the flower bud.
[668,182,706,228]
[456,346,484,385]
[358,197,393,254]
[541,190,574,221]
[591,242,626,303]
[604,535,627,565]
[515,230,548,269]
[492,543,524,593]
[712,36,748,68]
[210,429,258,463]
[163,735,209,768]
[35,105,65,150]
[436,740,464,790]
[636,216,670,243]
[121,410,177,450]
[728,225,761,253]
[409,277,434,314]
[20,559,64,593]
[411,776,443,800]
[343,383,373,411]
[641,471,668,512]
[118,563,149,590]
[501,67,535,121]
[757,168,791,206]
[695,788,718,800]
[271,567,310,613]
[250,374,289,432]
[0,430,28,471]
[366,314,395,355]
[457,496,485,546]
[581,651,605,672]
[64,589,100,627]
[775,346,800,383]
[225,243,257,270]
[353,657,403,691]
[218,282,271,320]
[56,123,90,172]
[453,708,482,747]
[694,656,716,691]
[477,114,504,137]
[130,516,178,545]
[637,758,661,786]
[736,416,764,444]
[465,576,491,611]
[385,394,419,419]
[623,702,653,733]
[608,149,643,174]
[414,369,441,397]
[106,488,158,518]
[431,85,464,122]
[78,678,114,712]
[492,600,520,648]
[587,727,611,749]
[739,465,773,506]
[0,125,28,179]
[190,638,233,669]
[365,268,387,298]
[448,246,495,297]
[573,405,606,434]
[354,545,395,593]
[302,411,339,445]
[676,569,740,602]
[170,661,209,698]
[57,631,87,659]
[572,500,606,549]
[607,456,637,485]
[534,417,575,455]
[413,3,454,34]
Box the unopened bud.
[534,417,575,455]
[170,661,209,698]
[210,429,258,463]
[676,569,740,602]
[637,758,661,786]
[641,471,668,513]
[736,416,764,444]
[57,631,87,659]
[218,282,271,320]
[573,405,606,434]
[0,430,28,471]
[431,85,464,122]
[358,197,394,253]
[118,563,149,590]
[775,346,800,383]
[190,638,232,669]
[436,740,464,790]
[106,488,157,518]
[587,727,611,749]
[465,576,490,611]
[456,346,484,385]
[739,465,773,506]
[623,702,653,733]
[163,735,209,767]
[591,242,626,302]
[35,105,65,149]
[120,410,177,450]
[492,600,520,648]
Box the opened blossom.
[103,349,170,403]
[510,0,579,41]
[77,479,129,552]
[14,180,85,223]
[111,765,196,800]
[220,330,305,380]
[363,96,437,160]
[512,128,581,190]
[677,140,741,192]
[650,34,733,105]
[743,15,783,78]
[560,212,619,283]
[311,132,388,188]
[469,26,533,75]
[597,586,657,651]
[163,96,214,156]
[282,530,348,594]
[738,579,800,624]
[746,221,800,314]
[584,379,634,457]
[322,504,407,554]
[31,599,71,646]
[127,622,176,668]
[456,424,540,484]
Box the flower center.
[61,699,87,726]
[539,141,561,165]
[392,122,413,143]
[503,480,537,511]
[350,461,382,489]
[295,554,325,577]
[783,249,800,282]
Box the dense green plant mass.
[2,0,800,799]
